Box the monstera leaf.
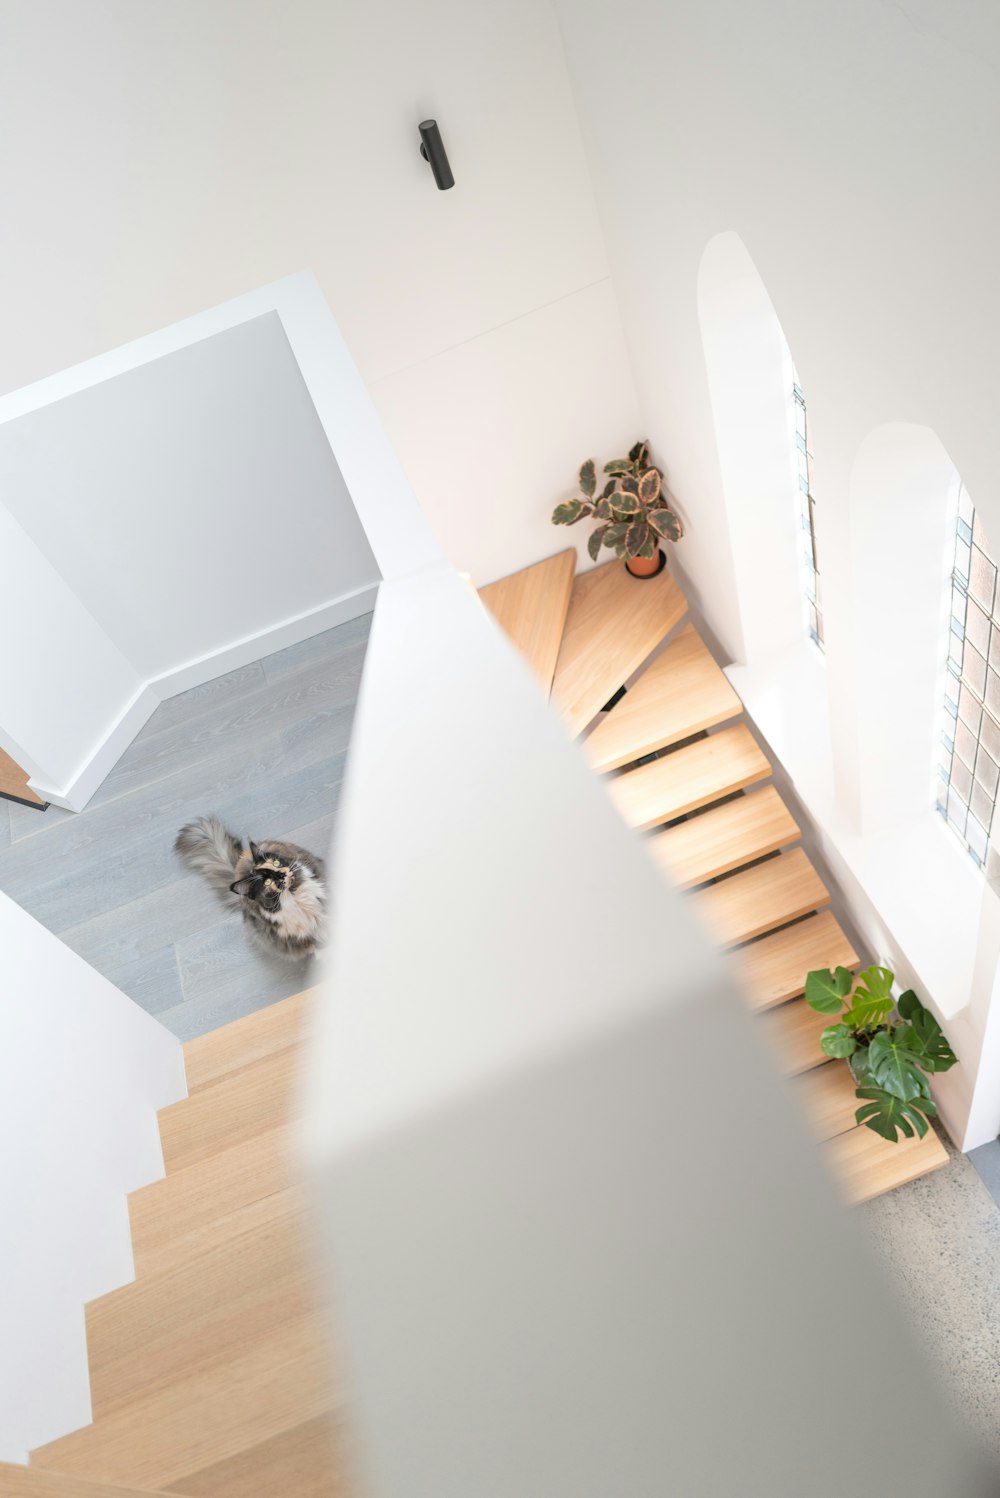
[552,499,593,525]
[820,1023,856,1059]
[854,1086,937,1142]
[804,965,854,1015]
[894,993,957,1073]
[865,1031,929,1102]
[843,965,895,1032]
[578,458,596,497]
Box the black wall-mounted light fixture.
[419,119,455,190]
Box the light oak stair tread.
[692,847,829,947]
[163,1413,350,1498]
[129,1127,296,1277]
[758,999,833,1076]
[0,745,45,806]
[181,988,314,1094]
[30,1315,335,1491]
[797,1061,861,1141]
[735,910,859,1011]
[478,548,576,695]
[826,1121,950,1204]
[0,1469,171,1497]
[551,557,687,736]
[159,1045,302,1173]
[648,785,800,889]
[583,624,741,771]
[608,724,771,832]
[85,1203,312,1420]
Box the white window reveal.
[937,485,1000,866]
[792,378,823,650]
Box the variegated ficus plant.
[551,441,684,563]
[804,964,957,1142]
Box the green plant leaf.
[628,440,646,463]
[587,524,608,562]
[612,493,641,519]
[804,966,853,1015]
[866,1032,929,1102]
[603,522,628,551]
[896,988,921,1021]
[625,520,654,558]
[604,459,630,476]
[638,468,661,504]
[894,1010,957,1074]
[594,496,615,521]
[849,1050,873,1086]
[578,458,596,497]
[648,508,682,542]
[618,474,640,498]
[854,1086,936,1142]
[846,965,895,1030]
[820,1023,856,1059]
[602,479,617,499]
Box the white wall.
[0,313,378,684]
[555,0,1000,1147]
[0,0,642,586]
[0,890,185,1462]
[0,285,387,808]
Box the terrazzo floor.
[862,1131,1000,1466]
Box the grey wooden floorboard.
[0,613,370,1036]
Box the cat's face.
[230,842,290,913]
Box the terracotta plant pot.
[625,547,666,580]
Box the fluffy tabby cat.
[175,815,327,959]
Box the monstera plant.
[551,441,684,579]
[804,964,957,1142]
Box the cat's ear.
[249,841,264,863]
[231,876,257,898]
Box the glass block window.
[937,485,1000,866]
[792,379,824,650]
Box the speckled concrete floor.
[862,1131,1000,1465]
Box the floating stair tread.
[826,1122,950,1204]
[181,988,313,1094]
[30,1314,334,1490]
[797,1061,861,1141]
[163,1413,349,1498]
[608,724,770,832]
[129,1126,295,1277]
[85,1204,311,1419]
[759,999,833,1076]
[648,785,800,889]
[159,1045,302,1173]
[735,910,859,1012]
[478,548,576,695]
[584,624,741,772]
[551,557,687,736]
[692,847,829,948]
[0,1467,171,1496]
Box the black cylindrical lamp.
[419,119,455,190]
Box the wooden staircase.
[5,989,347,1497]
[480,550,949,1203]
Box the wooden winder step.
[759,998,833,1076]
[583,624,741,772]
[647,785,800,889]
[692,847,830,948]
[0,1468,171,1497]
[551,557,687,736]
[797,1061,860,1141]
[478,548,577,695]
[158,1044,302,1173]
[826,1121,950,1204]
[608,724,770,832]
[182,987,313,1094]
[735,909,859,1012]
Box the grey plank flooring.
[0,613,371,1039]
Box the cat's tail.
[174,815,243,898]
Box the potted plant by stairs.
[551,441,684,579]
[804,963,957,1142]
